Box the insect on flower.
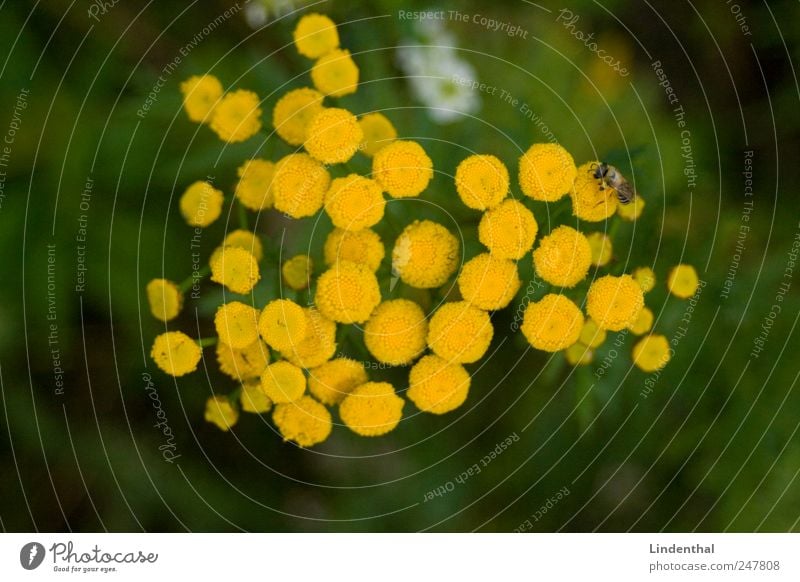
[590,162,636,204]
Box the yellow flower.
[216,339,269,381]
[280,307,337,369]
[570,162,618,221]
[179,181,223,227]
[457,253,521,311]
[364,299,428,365]
[211,229,263,263]
[340,382,404,437]
[617,195,645,221]
[304,108,363,164]
[586,232,613,267]
[427,301,493,364]
[315,261,381,324]
[146,279,183,322]
[407,354,470,414]
[518,143,577,201]
[260,360,306,403]
[520,294,584,352]
[478,199,538,260]
[209,89,262,143]
[565,343,593,366]
[392,220,459,288]
[258,299,308,353]
[210,246,260,294]
[204,395,239,431]
[372,140,433,198]
[629,306,654,335]
[214,301,260,349]
[272,153,331,219]
[293,13,339,59]
[632,334,671,372]
[311,48,359,97]
[532,226,592,287]
[455,154,509,210]
[180,74,223,123]
[272,87,325,146]
[240,378,272,414]
[667,264,699,299]
[586,274,644,331]
[578,319,607,348]
[324,174,385,231]
[358,112,397,157]
[282,255,313,291]
[273,396,332,447]
[151,331,202,377]
[324,228,385,272]
[308,358,368,405]
[633,266,656,293]
[235,159,275,211]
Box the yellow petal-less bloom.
[308,358,368,405]
[280,307,337,369]
[293,13,339,59]
[273,396,332,447]
[146,279,183,322]
[304,108,363,165]
[578,319,607,348]
[633,266,656,293]
[667,264,699,299]
[518,143,577,201]
[586,274,644,331]
[457,253,521,311]
[363,299,428,365]
[259,299,308,353]
[214,301,260,349]
[315,261,381,324]
[235,159,275,211]
[571,162,618,221]
[209,89,262,143]
[565,343,593,365]
[340,382,404,437]
[629,306,654,335]
[180,181,223,227]
[532,226,592,288]
[240,378,272,414]
[180,74,223,123]
[205,396,239,431]
[272,87,325,146]
[282,255,313,291]
[478,199,538,260]
[211,229,263,263]
[151,331,202,377]
[260,360,306,404]
[392,220,459,288]
[617,195,645,221]
[216,339,269,381]
[311,48,359,97]
[358,112,397,157]
[407,354,470,415]
[324,174,385,231]
[427,301,493,364]
[324,228,385,272]
[632,334,671,372]
[586,232,613,267]
[520,294,584,352]
[210,246,260,294]
[455,154,509,210]
[272,153,331,219]
[372,140,433,198]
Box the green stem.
[178,266,210,293]
[238,200,249,231]
[197,337,218,348]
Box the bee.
[590,162,636,204]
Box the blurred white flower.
[244,0,307,29]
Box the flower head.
[151,331,202,377]
[235,159,274,211]
[315,261,381,324]
[324,174,385,231]
[340,382,404,437]
[363,299,428,365]
[272,87,325,146]
[633,266,656,293]
[209,89,262,143]
[282,255,313,291]
[372,140,433,198]
[212,229,263,263]
[240,378,272,414]
[311,49,359,97]
[358,112,397,157]
[279,307,337,369]
[407,354,470,414]
[586,232,613,267]
[180,75,223,123]
[518,143,577,201]
[571,162,618,221]
[259,299,308,353]
[532,226,592,287]
[324,228,385,272]
[667,264,699,299]
[273,396,332,447]
[180,181,223,227]
[427,301,493,363]
[260,360,306,403]
[455,154,509,210]
[216,339,269,381]
[308,358,368,405]
[205,396,238,431]
[629,306,654,335]
[214,301,260,349]
[392,220,459,288]
[457,253,521,311]
[578,318,607,348]
[210,246,260,294]
[586,274,644,331]
[478,199,538,260]
[304,108,363,164]
[272,153,331,218]
[617,195,645,221]
[520,294,584,352]
[293,13,339,59]
[565,343,593,365]
[146,279,183,322]
[632,334,671,372]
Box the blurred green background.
[1,0,799,532]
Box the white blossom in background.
[244,0,308,29]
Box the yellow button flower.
[633,266,656,293]
[146,278,183,322]
[518,143,577,201]
[259,299,308,353]
[629,306,654,335]
[324,227,385,272]
[151,331,202,377]
[216,339,269,381]
[478,198,538,260]
[427,301,493,363]
[457,253,521,311]
[293,13,339,59]
[272,87,325,146]
[340,382,404,437]
[260,360,306,403]
[212,229,263,263]
[240,378,272,414]
[571,162,618,221]
[179,181,223,227]
[214,301,260,349]
[311,48,359,97]
[455,154,509,210]
[565,342,593,365]
[205,395,239,431]
[358,112,397,157]
[586,232,613,267]
[210,246,260,294]
[324,174,385,230]
[209,89,262,143]
[521,294,584,352]
[392,220,459,288]
[364,299,428,365]
[532,225,592,288]
[308,358,368,405]
[273,396,332,447]
[272,153,331,219]
[617,195,645,221]
[180,74,223,123]
[372,140,433,198]
[667,264,699,299]
[304,108,363,164]
[586,274,644,331]
[632,334,671,372]
[282,255,313,291]
[578,318,607,348]
[235,159,275,211]
[315,261,381,324]
[280,307,337,369]
[407,354,470,415]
